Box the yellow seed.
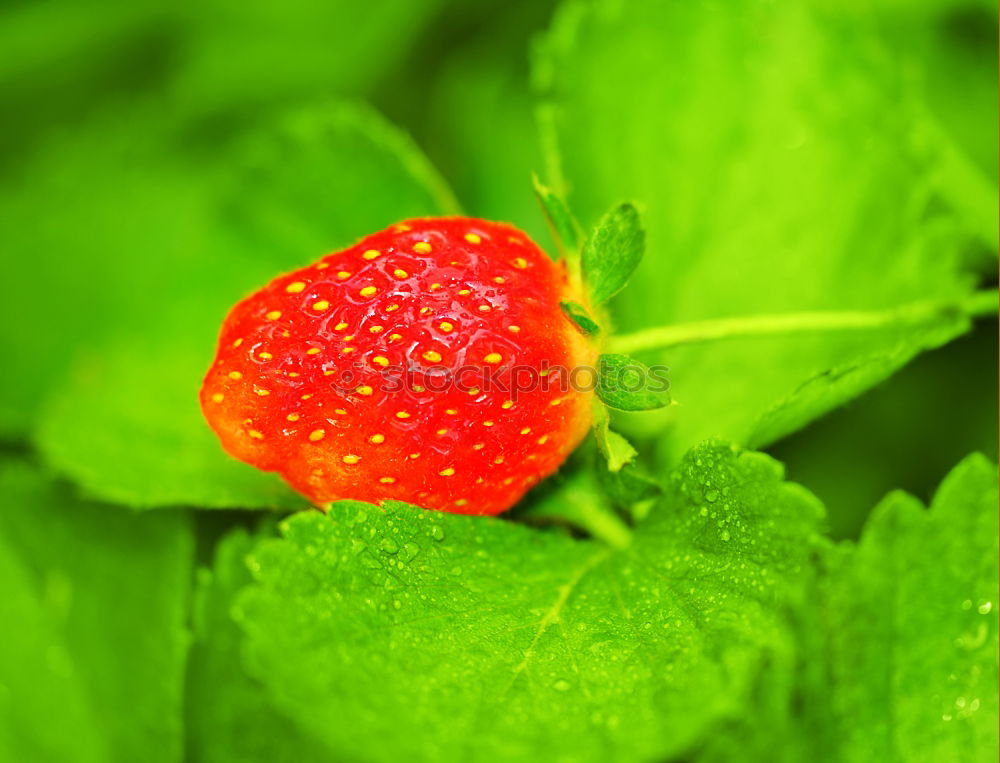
[511,257,527,269]
[286,413,300,422]
[379,477,396,484]
[464,233,482,244]
[228,371,243,380]
[341,347,356,354]
[494,276,505,284]
[342,454,360,464]
[388,333,402,342]
[287,372,300,378]
[458,289,471,296]
[414,242,432,254]
[422,350,442,363]
[285,281,306,293]
[316,262,330,270]
[369,325,384,334]
[301,393,313,400]
[393,268,408,278]
[477,304,492,313]
[395,411,411,419]
[362,249,381,260]
[436,428,447,436]
[438,321,454,332]
[508,237,523,245]
[248,429,264,440]
[233,338,244,347]
[255,389,270,397]
[323,370,335,376]
[265,311,282,321]
[258,352,273,361]
[395,224,412,232]
[337,271,351,280]
[356,385,373,396]
[409,452,420,459]
[484,420,495,427]
[501,400,513,409]
[343,335,355,342]
[412,385,425,393]
[306,347,321,355]
[334,408,347,415]
[537,435,549,445]
[439,467,455,477]
[369,433,385,444]
[455,499,468,507]
[429,283,442,291]
[386,304,400,312]
[308,429,325,442]
[359,286,377,298]
[520,427,531,435]
[467,387,480,395]
[495,456,506,465]
[312,300,330,311]
[334,322,349,331]
[484,352,502,364]
[419,307,433,315]
[472,443,484,450]
[211,393,224,403]
[508,325,521,333]
[372,356,389,367]
[445,408,458,415]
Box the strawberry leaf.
[595,353,671,411]
[234,442,824,762]
[592,399,637,471]
[560,300,601,337]
[0,460,193,762]
[188,525,334,762]
[820,454,999,761]
[581,202,645,305]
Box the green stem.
[608,290,997,355]
[573,499,633,550]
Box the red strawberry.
[200,217,595,515]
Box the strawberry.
[200,217,595,515]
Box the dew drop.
[552,679,572,692]
[978,601,992,615]
[379,538,399,554]
[430,525,446,542]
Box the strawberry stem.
[607,290,997,355]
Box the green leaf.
[538,0,990,460]
[0,460,193,763]
[596,353,671,411]
[592,399,637,471]
[236,441,824,762]
[187,525,334,763]
[560,300,601,336]
[33,103,456,510]
[581,202,645,305]
[533,173,581,259]
[822,454,999,761]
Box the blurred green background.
[0,0,996,761]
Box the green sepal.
[581,202,645,305]
[592,399,637,471]
[560,300,601,337]
[596,353,671,411]
[533,173,582,262]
